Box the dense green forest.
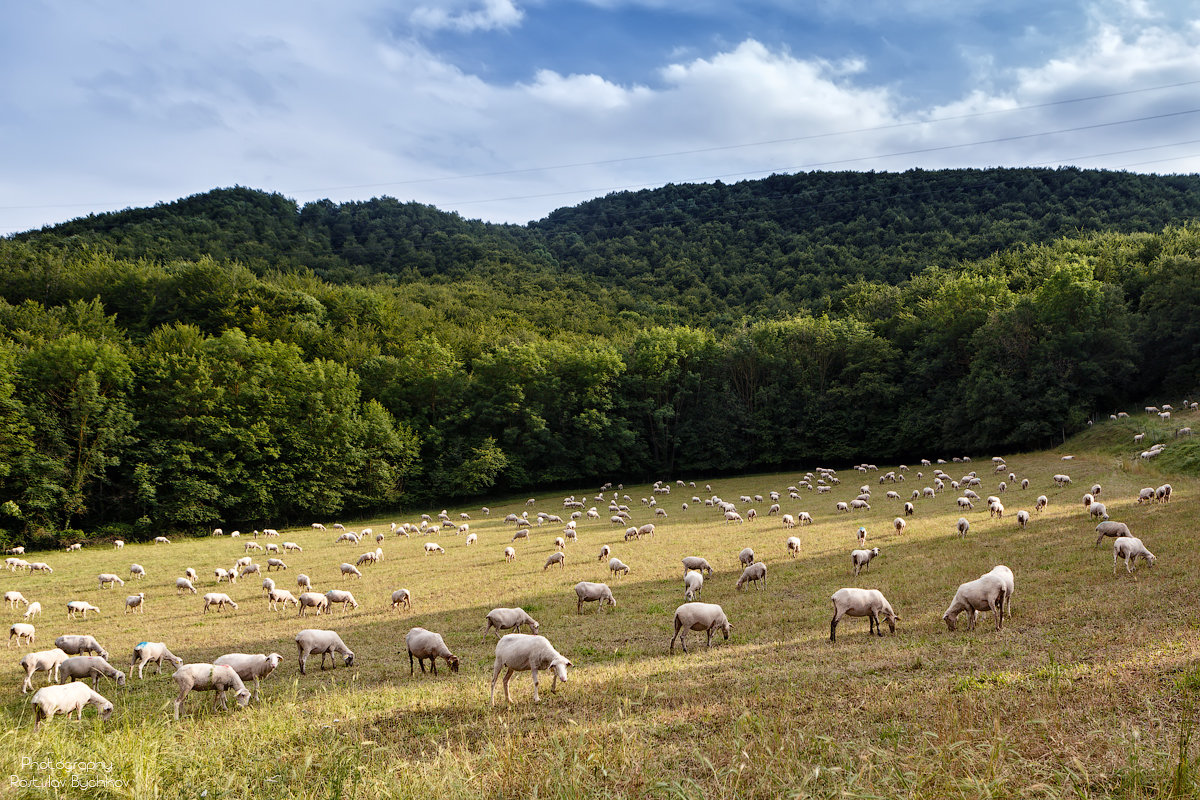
[2,167,1199,544]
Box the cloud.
[409,0,524,33]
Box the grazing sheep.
[956,497,974,510]
[1095,521,1131,546]
[554,536,565,550]
[356,551,379,567]
[781,514,796,529]
[682,556,713,576]
[1156,484,1173,503]
[153,536,170,545]
[59,655,126,690]
[984,565,1016,619]
[799,512,813,525]
[1137,487,1156,504]
[339,563,363,579]
[543,552,566,570]
[55,635,108,659]
[856,527,867,546]
[942,574,1006,631]
[214,568,235,584]
[391,588,411,610]
[490,633,572,706]
[1016,510,1030,528]
[670,603,732,653]
[574,582,617,613]
[324,589,359,614]
[335,532,360,545]
[465,533,478,546]
[597,544,611,561]
[213,652,283,699]
[262,577,276,595]
[263,558,287,572]
[30,683,113,731]
[405,627,460,675]
[297,592,329,616]
[4,590,29,609]
[1035,495,1049,512]
[608,557,630,577]
[20,648,69,693]
[176,577,198,595]
[786,536,802,557]
[9,623,36,647]
[851,548,880,577]
[23,602,41,619]
[239,563,261,578]
[1087,501,1109,521]
[124,593,145,614]
[295,629,355,675]
[829,588,899,642]
[738,547,755,566]
[503,546,516,562]
[27,561,52,573]
[67,601,100,619]
[244,542,263,552]
[267,588,298,611]
[424,542,446,555]
[97,573,125,589]
[202,593,238,613]
[735,562,767,591]
[988,500,1005,519]
[903,502,915,516]
[893,517,906,535]
[283,542,303,553]
[297,574,312,590]
[483,607,540,639]
[956,518,970,537]
[1114,536,1156,574]
[1053,474,1072,487]
[684,571,704,601]
[173,663,251,719]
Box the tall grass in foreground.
[3,418,1200,798]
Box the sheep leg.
[1126,555,1135,574]
[173,689,189,720]
[430,658,437,677]
[408,650,415,676]
[502,668,516,704]
[489,659,503,706]
[530,666,540,702]
[994,597,1003,631]
[829,612,842,643]
[215,688,228,712]
[706,628,714,648]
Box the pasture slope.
[2,411,1199,799]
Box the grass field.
[3,412,1200,799]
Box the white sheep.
[4,590,29,609]
[295,629,355,674]
[490,633,572,706]
[543,552,566,570]
[503,546,516,562]
[1053,474,1072,487]
[19,648,69,693]
[67,600,101,619]
[984,565,1015,619]
[297,574,312,590]
[131,642,183,678]
[391,588,411,610]
[738,547,755,566]
[682,556,713,576]
[799,512,813,525]
[202,593,238,613]
[267,588,298,611]
[482,607,540,639]
[597,544,611,561]
[850,547,880,577]
[297,592,329,616]
[1016,510,1030,528]
[55,634,108,659]
[58,655,127,690]
[31,683,113,731]
[214,652,283,699]
[339,563,363,579]
[465,533,478,546]
[214,567,235,584]
[324,589,359,614]
[355,551,379,567]
[574,581,617,613]
[684,571,704,601]
[405,627,459,675]
[153,536,170,545]
[828,588,899,641]
[176,577,198,595]
[97,573,125,589]
[424,542,445,555]
[670,602,732,652]
[283,542,303,553]
[942,573,1006,631]
[1095,521,1132,546]
[1156,484,1173,503]
[956,517,970,537]
[1089,502,1109,521]
[608,557,630,577]
[1114,536,1156,574]
[23,601,42,619]
[786,536,801,558]
[124,593,145,614]
[10,623,37,648]
[1035,495,1048,512]
[735,562,767,590]
[173,663,251,719]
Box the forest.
[1,167,1198,544]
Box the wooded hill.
[2,167,1198,543]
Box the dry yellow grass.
[2,421,1200,798]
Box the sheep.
[1114,536,1156,574]
[4,590,28,609]
[267,588,298,611]
[554,536,566,550]
[893,517,906,535]
[786,536,802,558]
[738,547,755,567]
[684,571,704,601]
[1137,487,1156,504]
[828,588,899,642]
[244,541,263,552]
[682,556,713,576]
[214,652,283,699]
[262,577,276,595]
[324,589,359,614]
[988,500,1005,519]
[9,623,36,647]
[339,563,363,580]
[856,527,867,546]
[1016,510,1030,528]
[23,602,41,619]
[202,593,238,613]
[595,544,612,562]
[283,542,303,553]
[297,574,312,591]
[1088,502,1109,521]
[836,502,850,513]
[956,517,970,537]
[59,655,127,690]
[504,546,516,562]
[483,607,540,639]
[239,563,261,578]
[956,497,974,510]
[466,533,478,546]
[1082,493,1094,509]
[1090,483,1102,498]
[670,602,732,653]
[128,641,183,680]
[295,629,355,675]
[781,513,796,529]
[851,547,880,577]
[1035,495,1049,512]
[574,581,617,613]
[355,551,379,567]
[27,561,52,573]
[19,648,69,693]
[903,502,914,516]
[799,512,813,525]
[736,562,767,591]
[265,542,281,554]
[173,663,252,719]
[67,600,101,619]
[490,633,572,706]
[985,565,1016,619]
[297,592,329,616]
[55,635,108,659]
[424,542,446,555]
[214,567,235,584]
[405,627,460,676]
[6,545,24,555]
[335,532,360,545]
[97,573,125,589]
[942,574,1006,631]
[608,557,630,577]
[153,536,170,545]
[1053,474,1072,487]
[1156,484,1174,503]
[30,683,113,731]
[124,593,145,614]
[391,588,411,610]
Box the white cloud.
[410,0,524,33]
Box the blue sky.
[2,0,1198,234]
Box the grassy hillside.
[2,411,1199,798]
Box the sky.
[2,0,1199,235]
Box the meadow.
[2,412,1199,799]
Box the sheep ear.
[565,659,574,667]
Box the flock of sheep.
[3,405,1183,728]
